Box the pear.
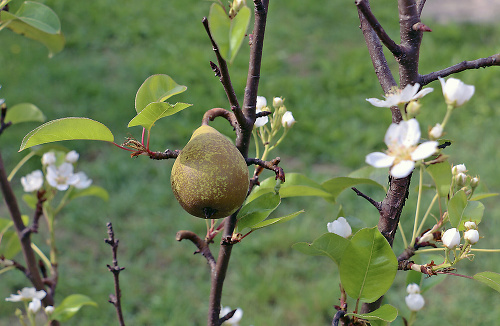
[171,125,249,219]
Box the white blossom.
[455,173,467,187]
[74,171,93,189]
[45,306,54,315]
[281,111,296,128]
[254,108,269,127]
[365,119,438,178]
[464,229,479,244]
[5,287,46,302]
[366,83,433,108]
[41,152,56,166]
[220,306,243,325]
[464,221,477,230]
[256,96,267,111]
[471,176,480,188]
[28,298,42,313]
[327,217,352,238]
[405,293,425,311]
[65,150,79,163]
[429,123,443,140]
[20,170,44,192]
[452,164,467,175]
[439,77,475,107]
[442,228,460,249]
[273,97,284,108]
[406,283,421,294]
[46,163,79,191]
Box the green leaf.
[51,294,97,322]
[292,232,350,266]
[321,176,384,202]
[236,192,280,232]
[208,3,231,59]
[0,230,21,259]
[250,210,304,230]
[339,228,397,303]
[470,193,499,201]
[459,201,484,230]
[68,186,109,201]
[135,75,187,113]
[19,118,114,151]
[348,166,388,191]
[229,6,250,63]
[447,189,467,228]
[1,2,64,57]
[5,103,45,124]
[426,162,452,198]
[128,102,192,130]
[473,272,500,293]
[22,194,38,209]
[347,304,398,322]
[247,173,332,202]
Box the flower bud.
[452,164,467,175]
[464,221,477,230]
[429,123,443,140]
[65,150,79,163]
[45,306,54,315]
[42,152,56,166]
[281,111,296,128]
[439,77,475,108]
[28,298,42,313]
[273,97,284,108]
[442,228,460,249]
[256,96,267,111]
[406,283,420,294]
[470,176,480,189]
[406,100,421,118]
[455,173,467,187]
[405,293,425,311]
[464,229,479,244]
[327,217,352,238]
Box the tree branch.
[105,223,126,326]
[419,53,500,86]
[202,17,248,129]
[246,157,285,182]
[201,108,239,130]
[351,187,381,211]
[176,230,216,272]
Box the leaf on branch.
[19,117,114,151]
[473,271,500,293]
[321,176,385,202]
[5,103,45,124]
[50,294,97,322]
[135,74,187,113]
[447,190,467,228]
[347,304,398,322]
[250,210,304,230]
[0,1,64,57]
[128,102,192,130]
[339,227,397,303]
[426,162,452,198]
[68,185,109,201]
[236,192,281,232]
[292,232,350,266]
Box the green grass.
[2,0,500,325]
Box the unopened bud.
[471,176,480,189]
[429,123,443,140]
[464,229,479,244]
[464,221,477,230]
[455,173,467,187]
[407,101,421,118]
[442,228,460,249]
[273,97,284,108]
[452,164,467,175]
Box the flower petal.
[399,83,420,103]
[411,141,438,161]
[366,98,390,107]
[400,119,421,147]
[366,152,395,168]
[384,122,401,146]
[390,160,415,178]
[413,87,434,99]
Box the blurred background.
[1,0,500,324]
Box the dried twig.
[176,230,217,272]
[105,223,126,326]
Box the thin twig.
[419,53,500,86]
[351,187,382,211]
[148,149,180,160]
[176,230,217,272]
[246,157,285,182]
[201,108,239,130]
[105,223,126,326]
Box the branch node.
[351,187,382,211]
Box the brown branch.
[176,230,216,272]
[148,149,180,160]
[351,187,382,211]
[201,108,239,130]
[202,17,248,129]
[246,157,285,182]
[0,102,12,135]
[355,0,403,58]
[419,53,500,86]
[416,0,426,17]
[105,223,126,326]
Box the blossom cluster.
[5,287,53,316]
[405,283,425,312]
[255,96,295,129]
[20,150,92,193]
[442,221,480,249]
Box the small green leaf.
[68,186,109,201]
[470,193,499,201]
[128,102,192,130]
[22,194,38,209]
[251,210,304,230]
[339,228,397,303]
[347,304,398,322]
[447,190,467,228]
[321,176,384,202]
[426,162,452,198]
[51,294,97,322]
[1,2,64,57]
[5,103,45,124]
[135,75,187,113]
[292,232,350,266]
[236,192,280,232]
[0,230,21,259]
[208,3,231,59]
[474,272,500,293]
[229,6,250,63]
[19,118,114,151]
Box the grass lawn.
[1,0,500,325]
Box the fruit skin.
[171,125,249,219]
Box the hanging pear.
[171,125,249,219]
